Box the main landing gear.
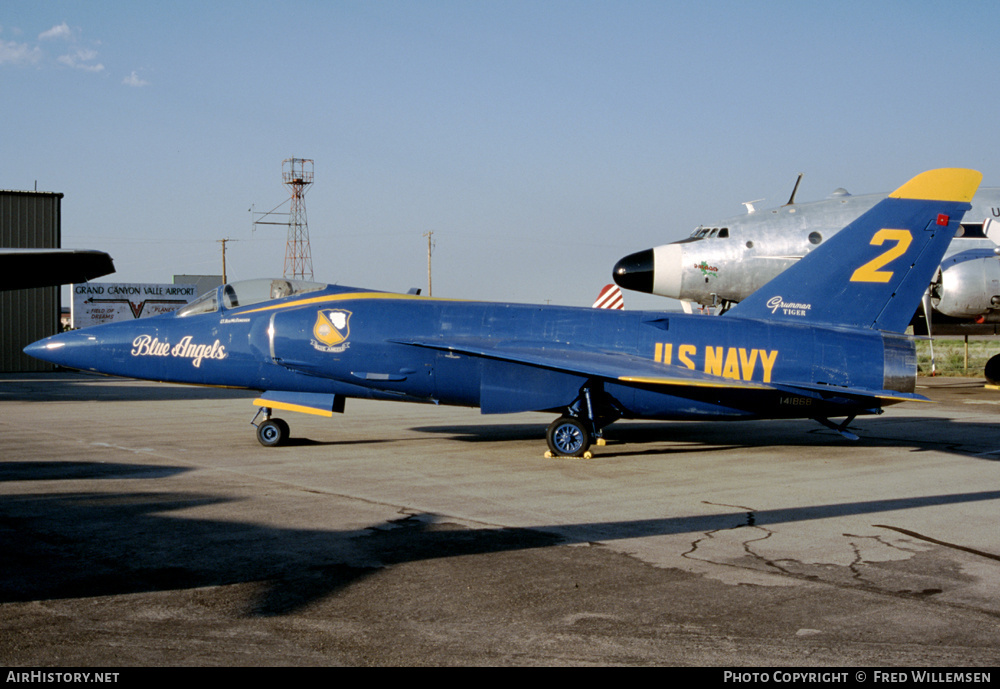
[545,416,603,458]
[544,381,621,459]
[252,407,290,447]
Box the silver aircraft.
[613,177,1000,380]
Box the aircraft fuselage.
[34,282,911,424]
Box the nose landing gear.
[252,407,290,447]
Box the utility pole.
[423,231,434,296]
[217,238,235,283]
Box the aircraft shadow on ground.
[0,373,257,403]
[411,416,1000,461]
[0,461,190,483]
[2,468,998,617]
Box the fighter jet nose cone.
[613,249,654,293]
[22,339,48,361]
[23,330,94,370]
[22,338,47,353]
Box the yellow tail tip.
[888,168,982,203]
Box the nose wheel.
[256,418,290,446]
[253,407,290,447]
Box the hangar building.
[1,190,63,372]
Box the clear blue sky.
[4,1,999,308]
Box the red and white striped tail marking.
[592,284,624,309]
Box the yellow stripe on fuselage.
[236,291,469,315]
[888,168,981,202]
[618,375,773,390]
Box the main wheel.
[256,418,290,447]
[986,353,1000,385]
[546,416,591,457]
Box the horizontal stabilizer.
[769,380,931,405]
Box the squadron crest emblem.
[312,309,352,352]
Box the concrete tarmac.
[1,372,999,666]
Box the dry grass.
[915,338,997,376]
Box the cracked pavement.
[1,373,999,665]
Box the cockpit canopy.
[688,226,730,239]
[176,278,326,317]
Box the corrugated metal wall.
[1,191,62,372]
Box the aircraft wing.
[392,337,775,390]
[393,337,929,408]
[0,248,115,290]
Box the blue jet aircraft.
[25,169,981,458]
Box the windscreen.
[176,278,326,317]
[221,278,325,309]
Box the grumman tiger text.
[766,296,812,317]
[131,334,227,367]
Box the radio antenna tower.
[251,158,315,279]
[282,158,314,279]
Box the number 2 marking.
[849,229,912,283]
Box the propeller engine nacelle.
[932,252,1000,319]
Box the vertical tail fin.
[593,284,624,309]
[727,168,981,332]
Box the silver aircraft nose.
[613,244,684,298]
